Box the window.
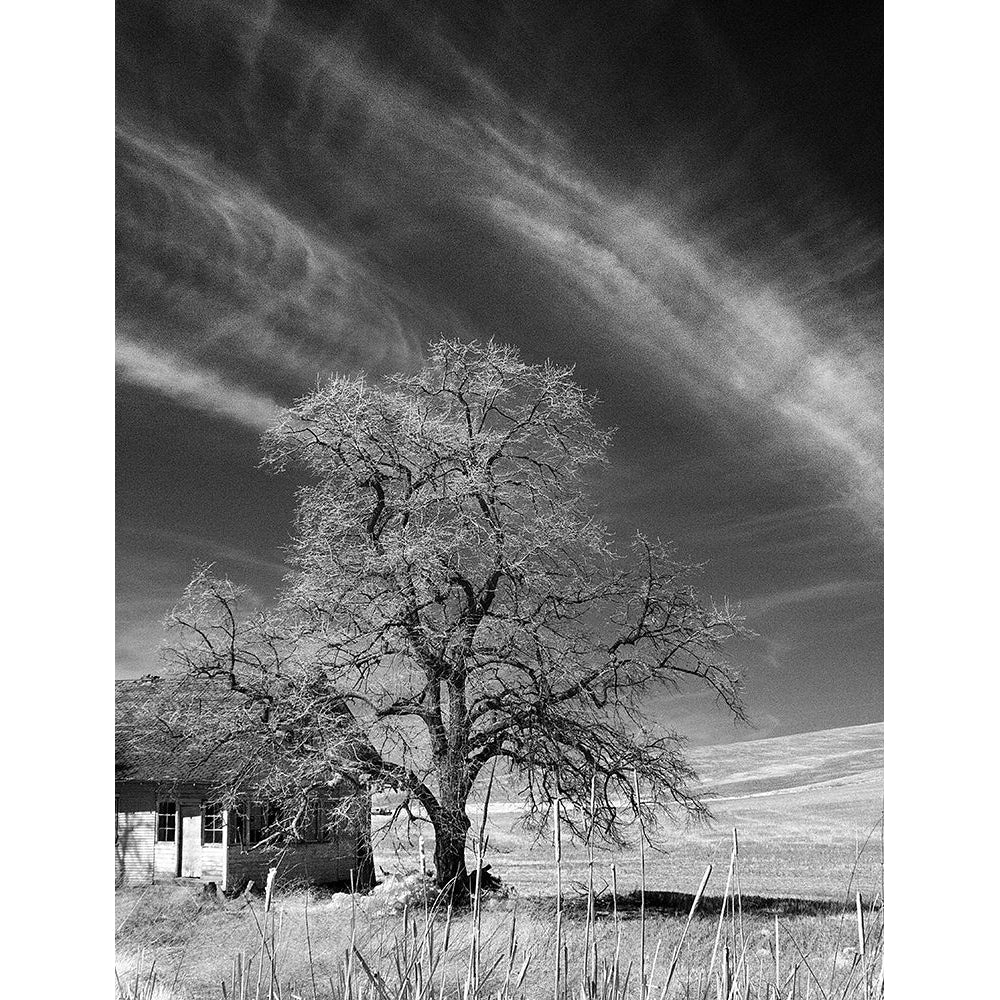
[155,802,176,843]
[250,804,270,845]
[202,803,224,845]
[228,802,268,847]
[229,802,247,847]
[296,799,330,843]
[156,802,177,844]
[264,803,281,835]
[228,801,261,847]
[226,800,331,846]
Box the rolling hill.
[691,721,883,799]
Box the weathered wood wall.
[154,837,178,879]
[116,784,155,886]
[226,831,359,889]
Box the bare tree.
[162,338,749,896]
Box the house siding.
[200,844,226,883]
[154,840,178,879]
[226,831,359,890]
[116,784,155,886]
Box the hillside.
[691,721,883,798]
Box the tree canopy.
[162,338,749,892]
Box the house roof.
[115,675,369,788]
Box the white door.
[180,803,202,877]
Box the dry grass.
[117,728,883,998]
[116,855,882,999]
[116,825,882,999]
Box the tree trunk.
[432,804,471,901]
[431,674,472,900]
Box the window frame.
[223,798,335,847]
[229,799,261,848]
[296,798,330,844]
[201,802,225,846]
[155,800,177,843]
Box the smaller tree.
[160,338,749,897]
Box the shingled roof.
[115,676,367,787]
[117,676,260,784]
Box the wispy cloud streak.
[116,0,882,527]
[115,337,280,429]
[748,579,880,617]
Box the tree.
[163,338,749,897]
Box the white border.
[3,2,112,992]
[886,1,999,994]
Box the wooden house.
[115,677,374,892]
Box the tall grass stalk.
[706,844,735,994]
[633,771,647,1000]
[553,794,563,1000]
[732,829,746,997]
[660,865,711,999]
[855,894,867,1000]
[585,775,597,999]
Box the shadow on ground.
[551,889,855,918]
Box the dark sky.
[116,0,882,743]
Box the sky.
[116,0,882,744]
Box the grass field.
[376,722,884,902]
[116,723,883,998]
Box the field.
[376,722,884,902]
[116,723,883,999]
